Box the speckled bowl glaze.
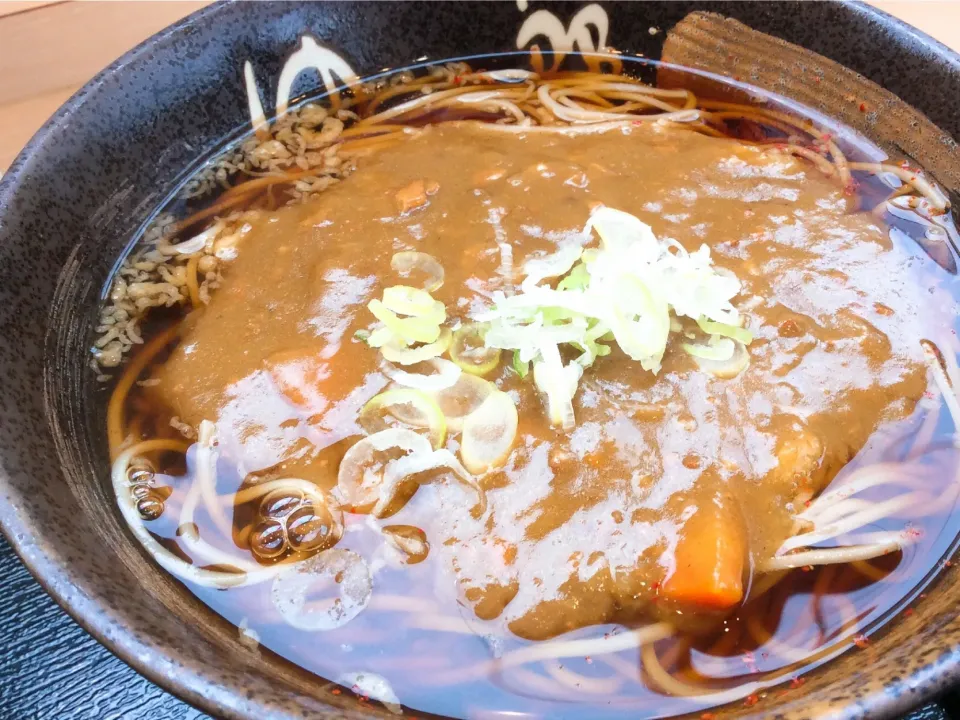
[2,2,960,718]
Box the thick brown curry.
[148,122,929,640]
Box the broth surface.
[107,62,960,719]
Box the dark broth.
[102,54,960,718]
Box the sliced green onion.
[380,358,461,391]
[512,350,529,378]
[367,326,394,348]
[461,391,519,474]
[427,372,494,433]
[381,328,453,366]
[521,245,583,291]
[682,336,736,362]
[358,389,447,449]
[697,316,753,345]
[686,340,750,379]
[335,428,433,513]
[464,206,752,427]
[368,299,442,345]
[556,262,590,291]
[450,324,501,376]
[381,286,445,323]
[391,252,444,292]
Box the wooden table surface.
[0,1,957,173]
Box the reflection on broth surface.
[101,57,960,718]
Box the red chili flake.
[821,132,833,141]
[945,560,954,568]
[853,634,870,648]
[859,102,867,112]
[904,608,915,617]
[453,76,463,85]
[790,677,806,689]
[701,714,718,720]
[906,528,922,539]
[742,651,756,665]
[801,565,814,572]
[744,694,760,707]
[815,76,822,83]
[651,581,661,591]
[633,120,643,126]
[332,689,342,696]
[804,499,812,508]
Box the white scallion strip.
[521,244,584,292]
[477,205,750,427]
[533,340,581,429]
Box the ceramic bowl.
[2,2,960,718]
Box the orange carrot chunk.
[661,497,746,610]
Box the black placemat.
[0,534,950,719]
